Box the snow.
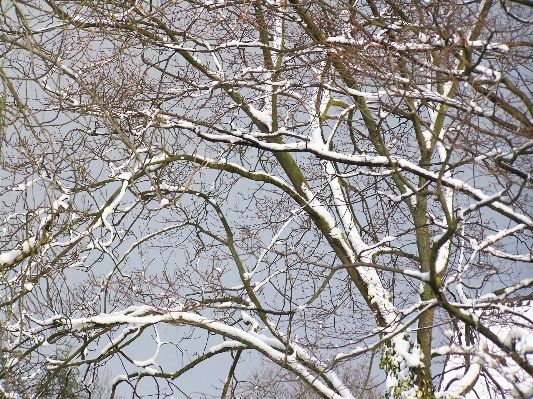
[251,211,300,277]
[209,341,246,353]
[175,120,196,130]
[216,40,264,49]
[447,363,481,395]
[469,101,484,113]
[241,66,267,75]
[133,357,157,367]
[144,367,158,375]
[300,185,336,229]
[404,270,430,282]
[378,187,414,204]
[0,249,22,265]
[101,326,140,355]
[60,63,76,77]
[248,105,272,131]
[253,270,284,293]
[499,328,533,356]
[24,282,34,291]
[326,36,358,45]
[468,41,510,53]
[382,334,426,398]
[241,311,260,332]
[214,302,233,308]
[475,65,502,82]
[11,178,39,192]
[512,382,533,398]
[86,179,130,250]
[345,87,382,99]
[21,237,37,253]
[325,370,355,399]
[116,171,132,180]
[112,375,128,384]
[443,329,454,338]
[422,130,433,149]
[478,225,526,250]
[52,195,70,211]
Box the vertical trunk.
[413,196,436,397]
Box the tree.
[239,360,380,399]
[0,341,116,398]
[0,0,532,398]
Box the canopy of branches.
[1,1,532,398]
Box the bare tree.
[238,360,380,399]
[1,0,532,398]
